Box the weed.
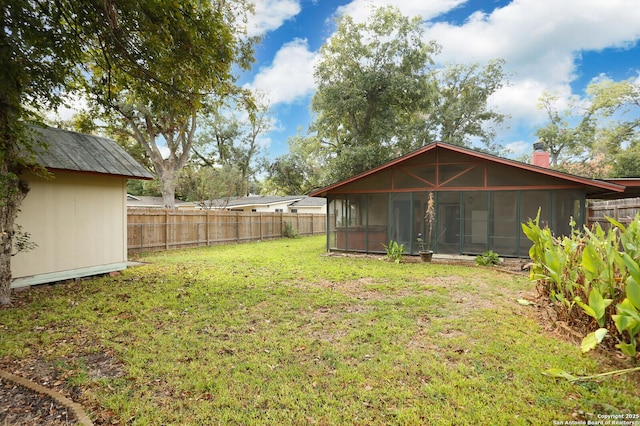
[475,250,500,266]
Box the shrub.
[283,222,300,238]
[523,209,640,359]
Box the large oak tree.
[311,6,439,182]
[82,0,256,208]
[311,6,507,183]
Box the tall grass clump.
[523,210,640,360]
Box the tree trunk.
[0,113,30,306]
[0,231,13,306]
[159,167,176,209]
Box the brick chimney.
[532,141,549,168]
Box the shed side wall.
[12,171,127,286]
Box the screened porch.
[328,189,584,257]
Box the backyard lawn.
[1,235,639,425]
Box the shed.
[309,142,635,257]
[12,126,153,288]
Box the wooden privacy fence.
[127,209,326,252]
[587,198,640,229]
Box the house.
[126,194,195,209]
[12,126,153,288]
[201,195,326,214]
[309,142,640,257]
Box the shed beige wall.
[12,171,127,287]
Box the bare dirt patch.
[0,351,125,425]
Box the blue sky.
[243,0,640,159]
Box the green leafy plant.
[574,287,612,328]
[12,224,38,256]
[543,365,640,382]
[382,240,405,263]
[524,210,640,359]
[475,250,500,266]
[612,253,640,357]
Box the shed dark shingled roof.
[30,126,153,179]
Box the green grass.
[1,236,639,425]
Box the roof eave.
[309,142,627,196]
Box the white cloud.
[424,0,640,83]
[45,94,89,122]
[247,38,319,105]
[417,0,640,141]
[247,0,301,37]
[504,141,531,157]
[336,0,466,23]
[489,79,568,127]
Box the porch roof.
[309,142,626,198]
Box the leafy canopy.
[310,6,507,183]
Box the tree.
[424,60,507,151]
[310,6,509,182]
[191,100,271,199]
[587,78,640,177]
[80,0,256,209]
[311,6,439,181]
[264,134,324,195]
[1,0,85,306]
[0,0,254,306]
[535,92,586,167]
[535,78,640,175]
[176,164,244,208]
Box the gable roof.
[291,196,327,207]
[126,195,194,208]
[29,126,153,180]
[204,195,306,209]
[309,142,626,198]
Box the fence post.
[206,210,210,246]
[165,209,169,250]
[236,211,240,242]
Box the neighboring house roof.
[205,195,305,209]
[127,195,194,208]
[30,126,154,180]
[309,141,627,198]
[290,197,327,207]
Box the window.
[275,208,283,212]
[291,208,298,213]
